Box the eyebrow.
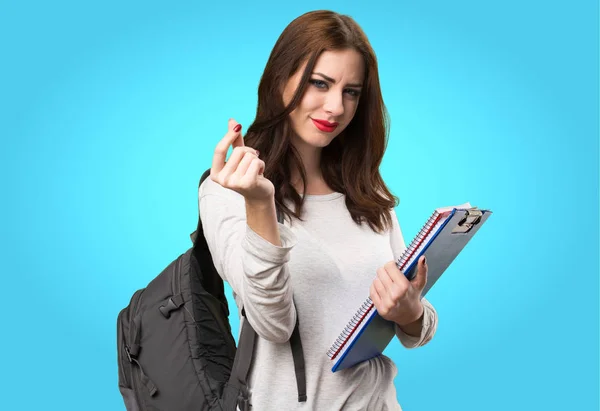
[313,72,363,88]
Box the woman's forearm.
[245,197,282,246]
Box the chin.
[310,134,337,148]
[304,127,342,147]
[291,121,345,149]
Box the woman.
[199,10,438,410]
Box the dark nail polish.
[233,124,242,132]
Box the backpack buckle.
[237,387,250,411]
[237,397,249,411]
[125,345,139,363]
[159,294,184,319]
[125,346,133,363]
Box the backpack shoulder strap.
[274,207,306,402]
[289,309,307,401]
[189,168,212,243]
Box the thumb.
[411,255,428,291]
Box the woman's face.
[282,48,365,150]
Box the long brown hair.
[244,10,398,233]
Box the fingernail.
[233,124,242,132]
[255,150,260,156]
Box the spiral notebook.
[327,202,492,372]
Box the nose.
[323,91,344,117]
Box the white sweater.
[199,177,438,411]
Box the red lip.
[311,118,338,132]
[312,118,338,127]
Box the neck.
[290,138,334,195]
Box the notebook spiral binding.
[326,299,374,359]
[326,210,444,360]
[395,210,442,271]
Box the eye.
[309,79,328,89]
[345,89,361,98]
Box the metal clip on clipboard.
[452,208,483,234]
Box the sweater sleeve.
[389,207,439,348]
[198,179,297,343]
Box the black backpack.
[116,168,307,411]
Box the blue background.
[1,0,598,410]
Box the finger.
[370,282,383,312]
[221,147,257,178]
[373,277,393,308]
[384,261,408,286]
[239,158,265,189]
[233,151,258,179]
[376,266,395,292]
[244,157,265,180]
[411,255,428,290]
[211,119,244,176]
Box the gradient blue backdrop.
[1,1,598,410]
